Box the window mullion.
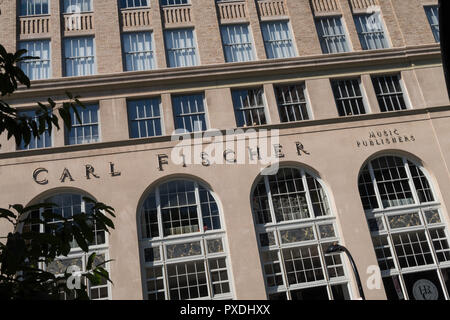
[264,175,276,224]
[301,169,316,219]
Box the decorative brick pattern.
[121,8,152,31]
[310,0,341,16]
[257,0,288,20]
[63,13,94,34]
[217,0,248,23]
[19,16,50,36]
[162,5,193,28]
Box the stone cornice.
[1,104,449,163]
[5,44,442,102]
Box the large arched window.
[251,167,351,300]
[26,192,110,300]
[138,179,233,300]
[359,155,450,300]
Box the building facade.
[0,0,449,300]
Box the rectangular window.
[160,0,189,5]
[122,32,156,71]
[120,0,149,8]
[164,29,198,68]
[20,0,49,16]
[17,109,52,150]
[172,94,207,132]
[220,24,255,63]
[64,37,96,77]
[275,84,309,122]
[315,17,350,54]
[19,40,51,80]
[66,104,100,145]
[232,88,267,127]
[261,21,296,59]
[354,13,389,50]
[127,98,163,138]
[331,79,366,116]
[63,0,92,13]
[424,6,440,42]
[371,75,407,112]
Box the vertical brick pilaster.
[246,0,266,60]
[378,0,405,48]
[389,0,436,46]
[0,0,17,53]
[285,0,322,56]
[192,0,225,65]
[339,0,362,51]
[161,93,175,135]
[50,0,63,78]
[151,0,167,69]
[94,0,123,74]
[263,83,280,125]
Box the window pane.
[261,21,296,59]
[20,0,49,15]
[315,17,350,54]
[123,32,156,71]
[64,37,96,76]
[120,0,149,9]
[66,104,100,145]
[232,88,267,127]
[275,84,309,122]
[371,75,407,112]
[17,109,52,150]
[424,6,440,42]
[128,98,162,138]
[19,40,51,80]
[221,24,255,62]
[172,94,207,132]
[63,0,92,13]
[354,13,389,50]
[331,79,366,116]
[164,29,198,68]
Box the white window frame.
[16,108,53,150]
[138,179,235,300]
[251,167,352,300]
[275,83,311,122]
[64,37,97,77]
[220,24,256,63]
[331,78,368,116]
[127,97,164,138]
[232,87,269,127]
[164,29,199,68]
[66,103,101,145]
[261,20,297,59]
[18,39,51,80]
[360,155,450,300]
[119,0,150,9]
[371,74,410,112]
[122,31,157,71]
[424,5,440,43]
[353,12,390,50]
[315,16,351,54]
[20,0,50,16]
[172,93,209,133]
[23,192,111,300]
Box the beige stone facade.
[1,0,449,300]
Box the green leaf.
[86,252,97,270]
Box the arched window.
[251,167,351,300]
[358,155,450,300]
[26,193,110,300]
[138,179,233,300]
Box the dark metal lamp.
[326,243,366,300]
